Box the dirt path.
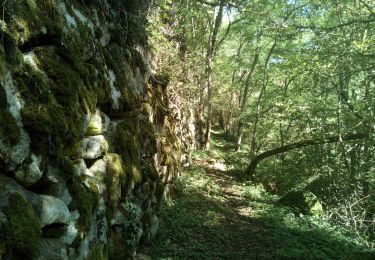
[195,158,275,259]
[137,155,276,259]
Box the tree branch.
[294,18,375,31]
[246,132,370,179]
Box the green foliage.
[141,131,374,258]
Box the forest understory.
[138,130,375,259]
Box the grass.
[138,129,375,259]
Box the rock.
[89,158,107,177]
[40,195,71,227]
[44,165,64,184]
[62,210,80,245]
[0,72,31,170]
[14,154,43,187]
[149,215,159,239]
[73,159,93,177]
[0,210,6,225]
[0,175,42,213]
[37,239,68,260]
[142,212,158,242]
[77,135,108,159]
[111,210,126,226]
[106,153,124,206]
[213,161,226,171]
[89,159,107,193]
[45,182,72,206]
[0,128,31,171]
[107,70,121,110]
[85,109,110,136]
[100,30,111,47]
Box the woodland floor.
[137,131,375,260]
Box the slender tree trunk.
[204,0,225,150]
[246,132,369,180]
[236,52,259,151]
[250,40,277,155]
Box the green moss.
[87,244,107,260]
[0,109,20,146]
[142,164,159,182]
[131,165,142,184]
[129,48,147,74]
[18,50,85,154]
[4,193,42,259]
[106,153,125,209]
[15,63,50,103]
[3,0,62,45]
[155,181,165,209]
[0,32,23,68]
[139,116,157,155]
[119,86,137,112]
[68,177,98,232]
[113,117,143,187]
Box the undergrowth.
[139,130,375,259]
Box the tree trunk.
[204,0,225,150]
[235,52,259,151]
[249,40,277,155]
[246,132,369,180]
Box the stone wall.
[0,0,190,259]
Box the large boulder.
[40,195,71,227]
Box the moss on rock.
[0,109,21,146]
[106,153,124,209]
[4,193,42,259]
[18,49,86,154]
[68,177,98,232]
[113,117,143,187]
[3,0,62,45]
[88,244,107,260]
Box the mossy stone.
[87,121,103,136]
[106,153,124,209]
[4,193,42,259]
[113,117,143,186]
[19,50,86,154]
[88,244,107,260]
[0,109,20,146]
[131,165,142,184]
[68,177,98,232]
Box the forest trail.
[186,156,275,259]
[137,131,374,259]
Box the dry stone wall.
[0,0,190,259]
